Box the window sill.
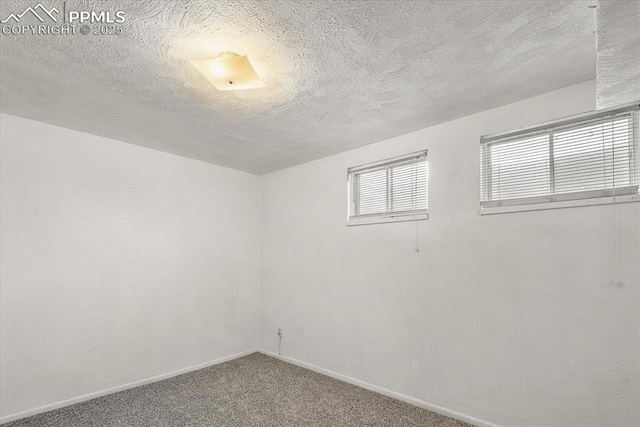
[347,213,429,226]
[479,193,640,215]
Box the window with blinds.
[480,106,639,210]
[347,151,428,223]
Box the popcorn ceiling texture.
[0,0,595,174]
[596,0,640,110]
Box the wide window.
[347,151,428,224]
[480,106,639,212]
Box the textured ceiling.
[0,1,596,174]
[596,0,640,110]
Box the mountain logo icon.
[1,3,60,24]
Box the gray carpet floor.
[5,353,470,427]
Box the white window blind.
[348,151,428,223]
[480,106,639,209]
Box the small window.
[347,151,428,224]
[480,106,639,212]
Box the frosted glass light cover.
[190,54,265,91]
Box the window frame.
[347,150,429,226]
[479,105,640,215]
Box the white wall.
[2,81,638,427]
[259,80,640,427]
[0,114,261,420]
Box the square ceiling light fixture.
[190,52,264,91]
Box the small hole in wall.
[229,81,234,85]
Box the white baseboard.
[0,349,257,425]
[258,349,499,427]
